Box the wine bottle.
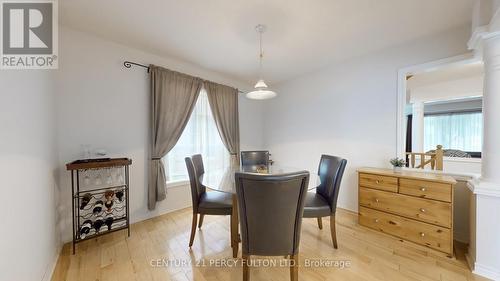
[80,220,93,239]
[80,193,92,210]
[104,190,114,212]
[93,200,103,215]
[115,190,124,202]
[105,216,114,231]
[94,216,104,232]
[104,200,114,212]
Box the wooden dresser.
[357,167,456,256]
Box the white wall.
[0,71,59,280]
[472,0,499,30]
[452,177,475,244]
[55,26,261,242]
[409,75,483,103]
[264,25,471,212]
[239,99,268,151]
[443,158,481,174]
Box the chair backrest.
[316,155,347,212]
[235,171,309,256]
[240,150,270,167]
[185,155,205,210]
[191,154,206,194]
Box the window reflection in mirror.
[404,62,484,160]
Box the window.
[423,111,482,153]
[163,89,229,183]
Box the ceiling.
[60,0,474,85]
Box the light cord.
[259,29,263,80]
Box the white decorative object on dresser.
[358,167,456,256]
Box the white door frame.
[396,52,480,158]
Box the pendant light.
[246,24,277,100]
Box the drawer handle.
[376,180,383,184]
[374,219,379,223]
[420,232,425,237]
[420,187,426,192]
[420,208,426,213]
[375,198,380,203]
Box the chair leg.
[317,217,323,229]
[231,195,239,258]
[229,214,234,248]
[189,212,198,247]
[290,254,298,281]
[198,214,205,229]
[330,213,338,249]
[242,254,250,281]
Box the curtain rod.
[124,61,150,72]
[123,60,245,94]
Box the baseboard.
[42,243,62,281]
[464,252,474,272]
[337,206,358,215]
[131,205,192,224]
[473,262,500,280]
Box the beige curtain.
[149,65,202,210]
[204,81,240,166]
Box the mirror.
[400,61,484,171]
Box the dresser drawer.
[359,173,398,192]
[359,206,452,254]
[359,187,451,228]
[399,179,452,202]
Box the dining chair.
[303,155,347,249]
[235,171,309,281]
[185,154,233,247]
[240,150,270,167]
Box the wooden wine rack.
[66,158,132,254]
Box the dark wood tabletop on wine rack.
[66,158,132,170]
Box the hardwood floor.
[51,208,488,281]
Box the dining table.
[199,164,321,258]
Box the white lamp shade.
[246,79,277,100]
[254,79,268,88]
[246,89,277,100]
